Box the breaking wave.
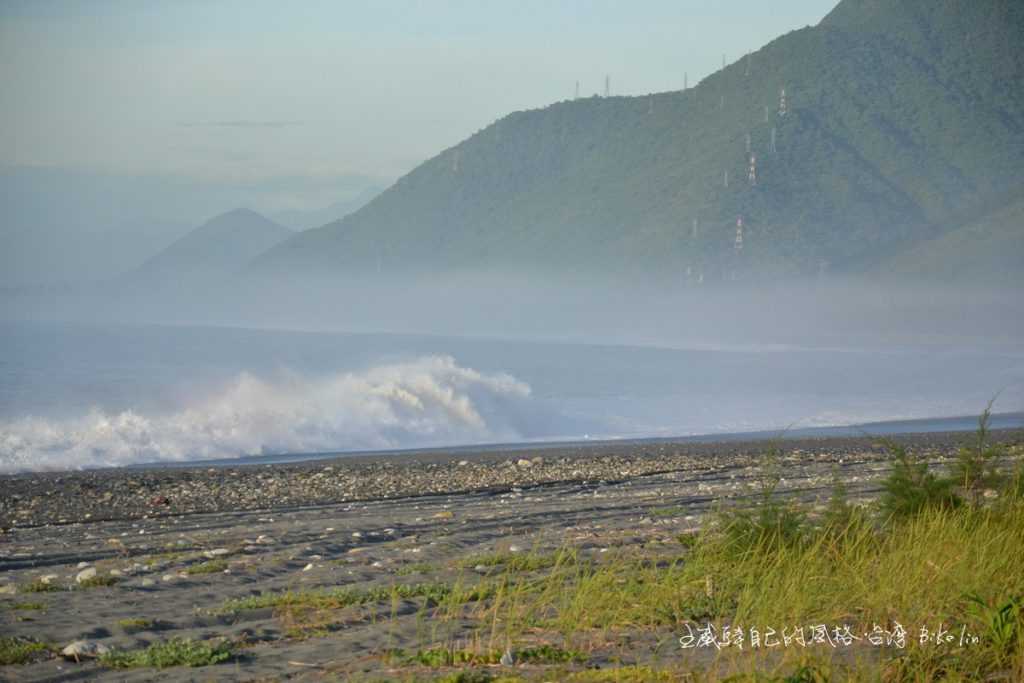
[0,356,532,473]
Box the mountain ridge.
[253,0,1023,283]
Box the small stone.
[40,574,59,584]
[508,545,522,553]
[140,578,156,587]
[516,458,533,468]
[351,531,363,538]
[76,561,90,569]
[474,564,488,573]
[75,567,97,584]
[302,563,314,572]
[61,640,110,661]
[433,510,454,519]
[256,535,276,545]
[0,584,16,595]
[161,574,176,582]
[204,548,230,558]
[983,489,999,499]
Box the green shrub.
[716,446,809,553]
[721,500,808,553]
[953,401,1005,492]
[880,441,959,519]
[820,475,855,530]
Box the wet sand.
[1,429,1020,681]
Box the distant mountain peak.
[132,208,292,286]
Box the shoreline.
[2,427,1021,530]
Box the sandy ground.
[0,430,1018,682]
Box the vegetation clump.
[879,441,959,519]
[457,550,571,573]
[7,602,45,611]
[76,575,119,589]
[218,581,474,614]
[0,637,51,665]
[186,559,228,575]
[412,412,1024,681]
[117,617,155,632]
[19,579,59,593]
[99,638,233,668]
[952,401,1006,495]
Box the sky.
[0,0,837,188]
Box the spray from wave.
[0,356,532,473]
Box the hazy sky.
[1,0,836,185]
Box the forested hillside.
[255,0,1024,283]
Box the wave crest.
[0,356,532,472]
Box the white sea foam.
[0,356,532,472]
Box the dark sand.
[1,430,1020,682]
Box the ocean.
[1,320,1022,472]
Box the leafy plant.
[965,593,1021,662]
[99,638,233,668]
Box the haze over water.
[1,320,1020,473]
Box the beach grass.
[363,432,1024,681]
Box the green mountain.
[255,0,1024,282]
[873,193,1024,284]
